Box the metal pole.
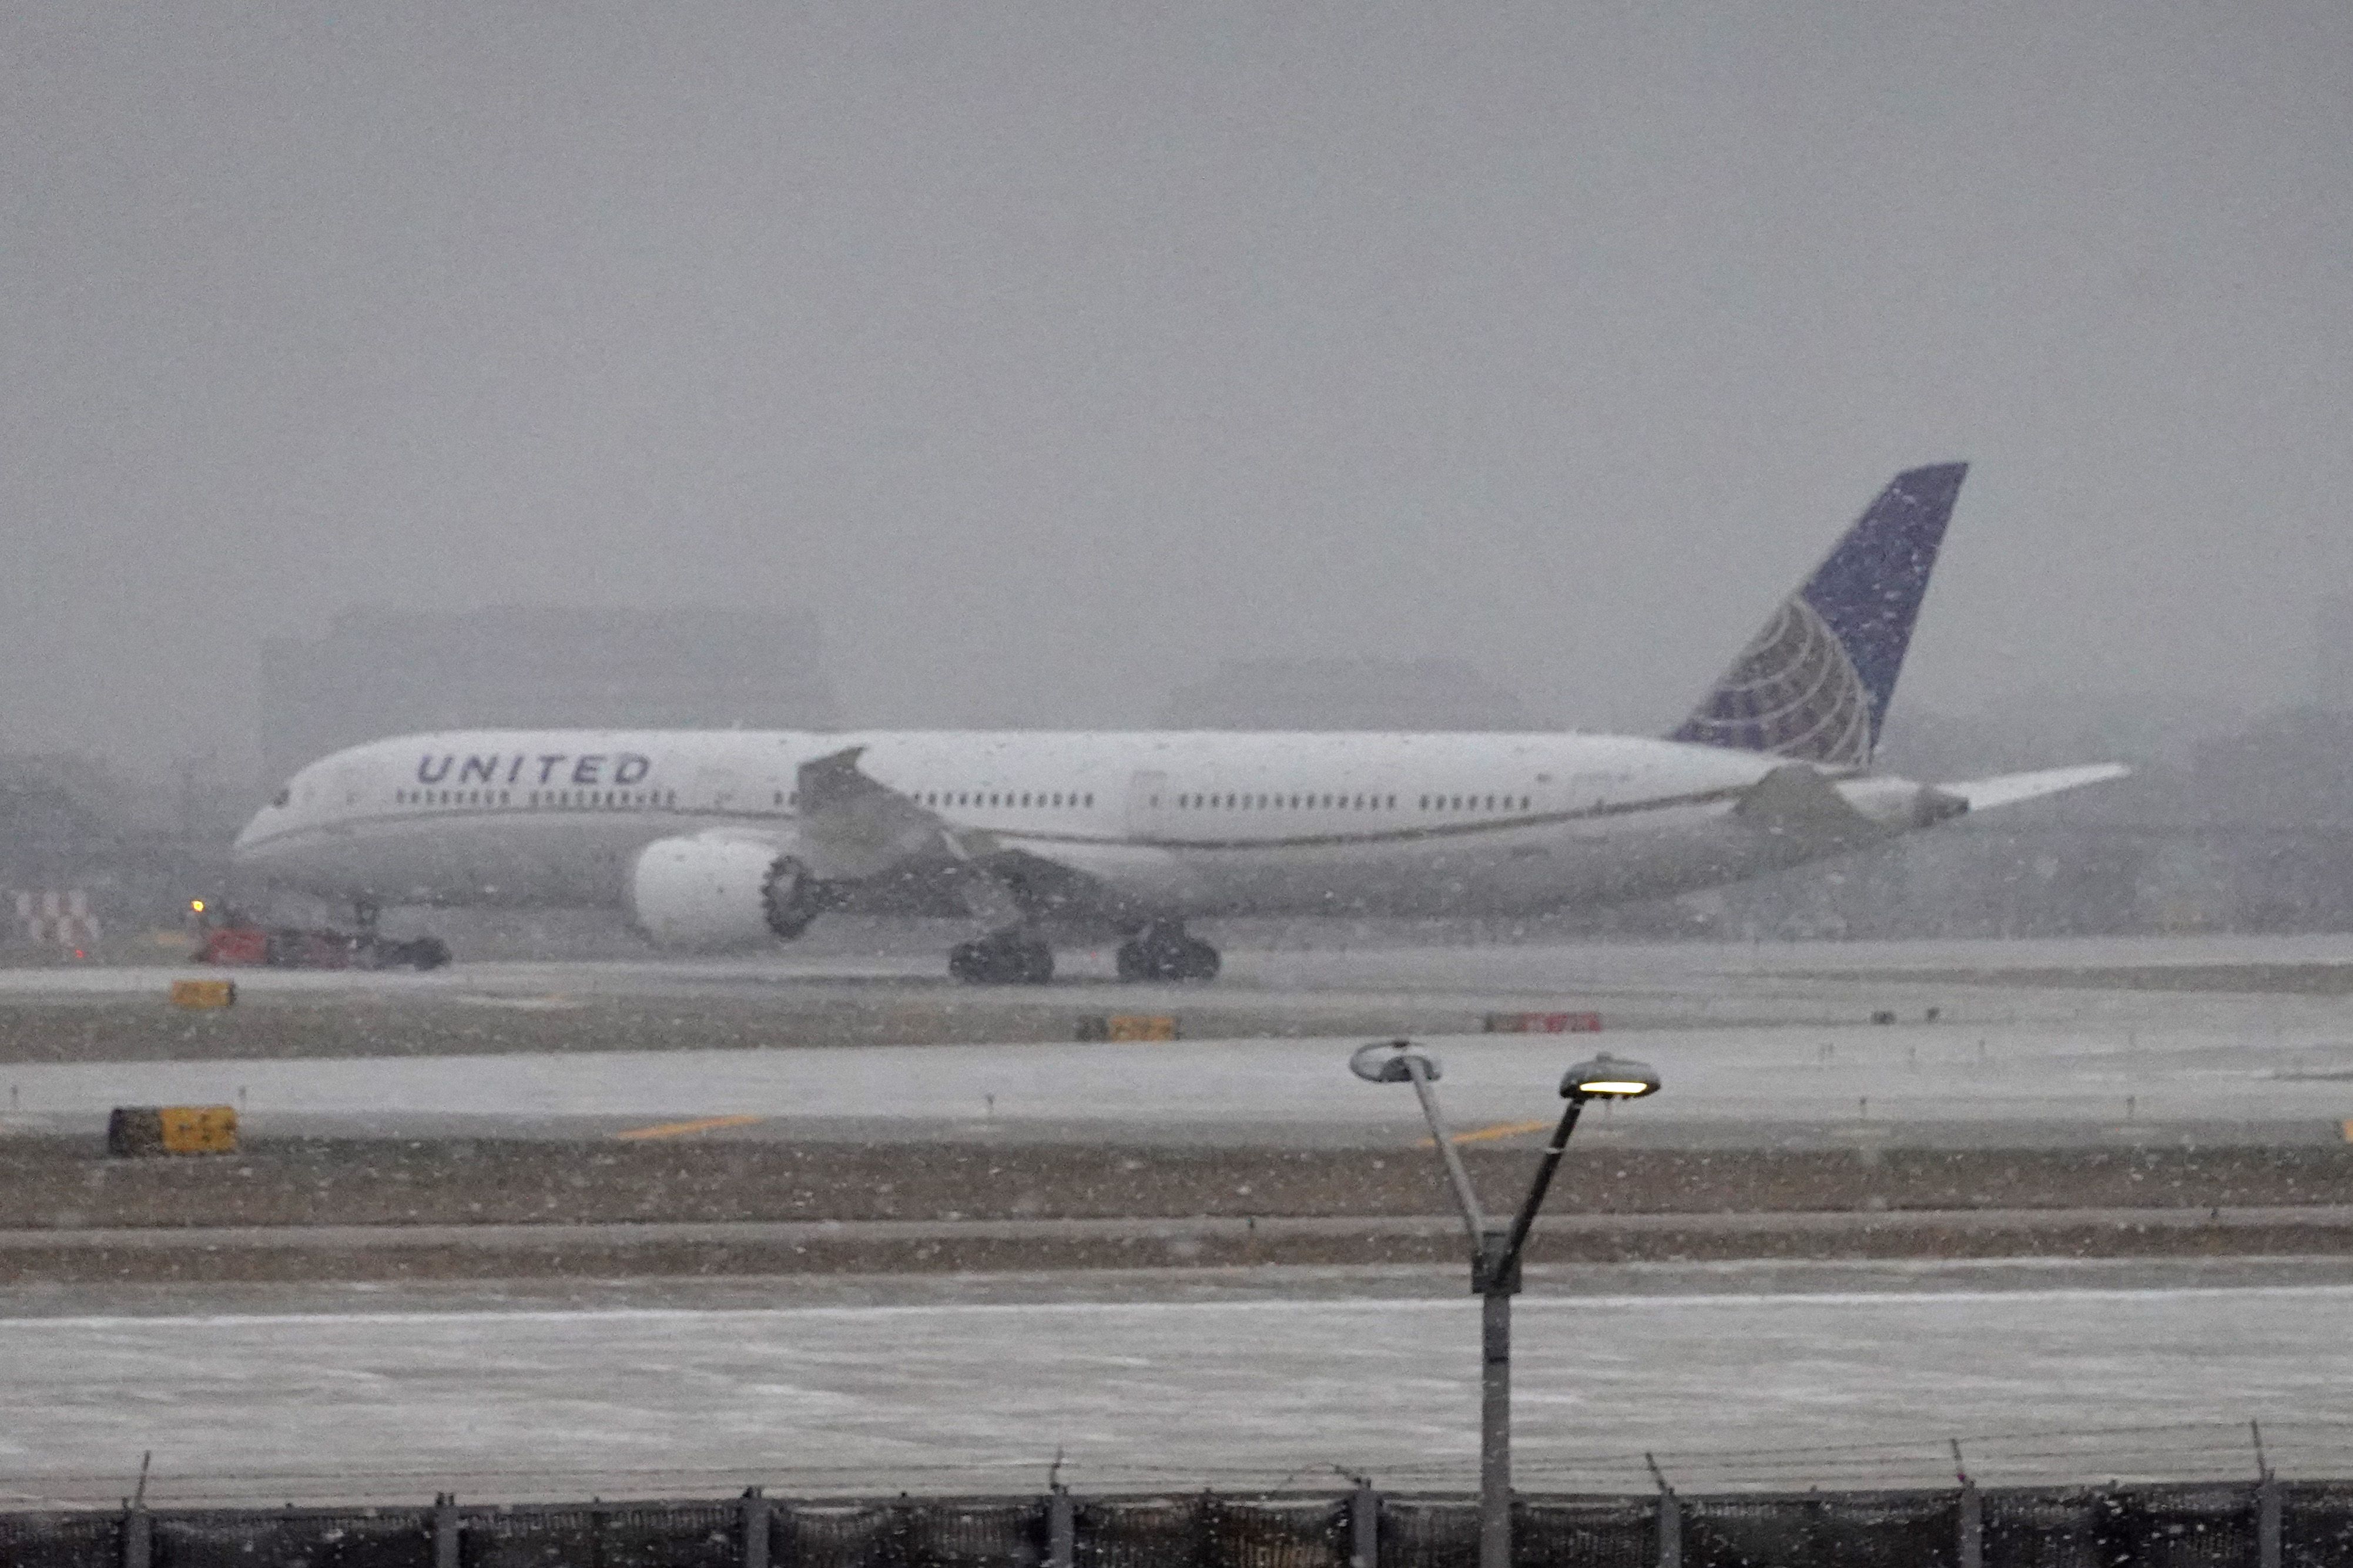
[2257,1471,2281,1568]
[1497,1099,1585,1270]
[1349,1479,1379,1568]
[1645,1454,1679,1568]
[432,1493,461,1568]
[1480,1276,1511,1568]
[740,1488,770,1568]
[1047,1486,1075,1568]
[1405,1059,1485,1243]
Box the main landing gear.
[1116,922,1220,983]
[948,929,1055,985]
[944,922,1221,985]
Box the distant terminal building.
[2317,593,2353,706]
[259,606,842,787]
[1158,657,1535,732]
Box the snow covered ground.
[4,1263,2348,1506]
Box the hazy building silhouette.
[1158,658,1535,732]
[2318,595,2353,706]
[260,606,840,786]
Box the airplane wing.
[1936,763,2130,812]
[793,745,977,881]
[792,746,1151,924]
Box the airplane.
[232,463,2126,983]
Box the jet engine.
[627,835,823,951]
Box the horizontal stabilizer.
[1732,762,1878,842]
[1937,763,2130,812]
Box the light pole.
[1349,1039,1662,1568]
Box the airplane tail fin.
[1670,463,1967,768]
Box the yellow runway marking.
[1419,1117,1552,1149]
[614,1114,765,1141]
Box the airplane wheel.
[951,935,1054,985]
[1115,931,1219,983]
[1013,939,1054,985]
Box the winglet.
[1673,464,1966,767]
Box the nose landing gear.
[351,897,452,971]
[1115,922,1220,983]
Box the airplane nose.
[230,808,273,862]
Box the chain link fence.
[5,1480,2352,1568]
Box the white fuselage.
[233,727,1948,929]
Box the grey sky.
[6,3,2350,779]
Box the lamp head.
[1560,1051,1660,1100]
[1349,1039,1441,1084]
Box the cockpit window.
[272,787,291,808]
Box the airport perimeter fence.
[8,1479,2353,1568]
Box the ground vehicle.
[193,915,449,971]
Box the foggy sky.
[6,4,2351,781]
